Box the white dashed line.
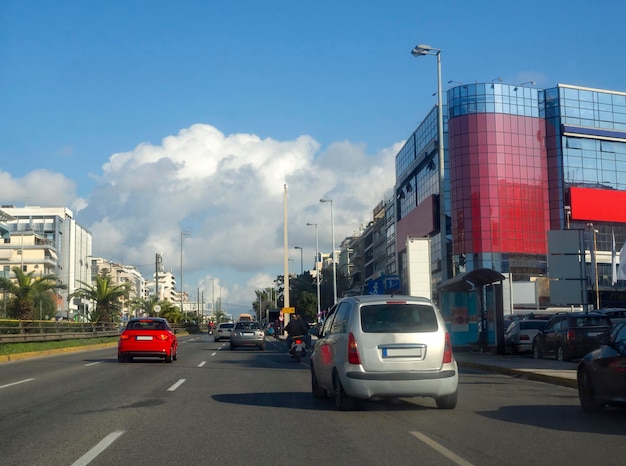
[198,361,207,367]
[0,378,35,390]
[410,431,474,466]
[211,352,217,357]
[71,430,124,466]
[167,379,186,391]
[84,361,102,367]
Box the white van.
[310,294,458,410]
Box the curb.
[457,359,578,389]
[0,341,118,364]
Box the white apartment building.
[0,205,92,318]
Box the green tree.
[0,266,65,320]
[69,271,130,323]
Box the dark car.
[597,308,626,326]
[577,322,626,412]
[533,312,612,362]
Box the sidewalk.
[454,350,578,389]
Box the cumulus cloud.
[0,169,86,212]
[5,124,401,312]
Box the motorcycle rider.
[284,314,311,352]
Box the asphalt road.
[1,334,625,466]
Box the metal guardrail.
[0,319,120,344]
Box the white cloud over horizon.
[0,123,402,314]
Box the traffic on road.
[1,329,625,466]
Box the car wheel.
[556,345,564,362]
[230,343,235,350]
[311,365,327,399]
[214,337,219,342]
[533,341,543,359]
[259,344,265,351]
[173,349,178,361]
[118,353,126,363]
[333,373,355,411]
[435,389,458,409]
[511,343,518,356]
[578,367,604,413]
[165,351,172,363]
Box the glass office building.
[396,82,626,306]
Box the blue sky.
[1,0,625,316]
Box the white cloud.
[0,169,86,211]
[4,124,401,313]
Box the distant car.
[533,312,612,362]
[310,294,458,411]
[577,322,626,412]
[597,308,626,326]
[504,319,548,355]
[230,321,265,350]
[214,322,235,342]
[118,317,178,363]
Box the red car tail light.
[119,334,130,341]
[609,360,626,373]
[156,333,170,341]
[566,329,576,341]
[520,334,529,341]
[442,332,453,364]
[294,338,303,345]
[348,332,361,364]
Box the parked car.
[214,322,235,342]
[118,317,178,363]
[577,322,626,412]
[504,319,548,355]
[230,321,265,350]
[533,312,612,362]
[597,308,626,326]
[309,295,458,411]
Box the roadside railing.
[0,319,120,343]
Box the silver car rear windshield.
[360,304,439,333]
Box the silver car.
[230,321,265,350]
[504,319,548,355]
[310,295,458,410]
[214,322,234,342]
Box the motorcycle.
[289,335,307,362]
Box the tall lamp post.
[411,43,447,283]
[180,230,191,319]
[294,246,303,274]
[587,223,600,309]
[307,222,321,320]
[320,198,337,304]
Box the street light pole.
[411,43,448,284]
[180,230,190,319]
[307,222,321,320]
[294,246,303,274]
[320,198,337,304]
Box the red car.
[118,317,178,363]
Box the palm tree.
[0,266,65,320]
[69,271,130,323]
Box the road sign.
[384,275,401,292]
[283,307,295,314]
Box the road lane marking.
[0,378,35,389]
[71,430,124,466]
[84,361,102,367]
[410,431,474,466]
[167,379,186,391]
[211,352,217,357]
[198,361,207,367]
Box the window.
[360,304,438,333]
[330,303,351,334]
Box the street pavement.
[1,334,580,391]
[455,350,578,389]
